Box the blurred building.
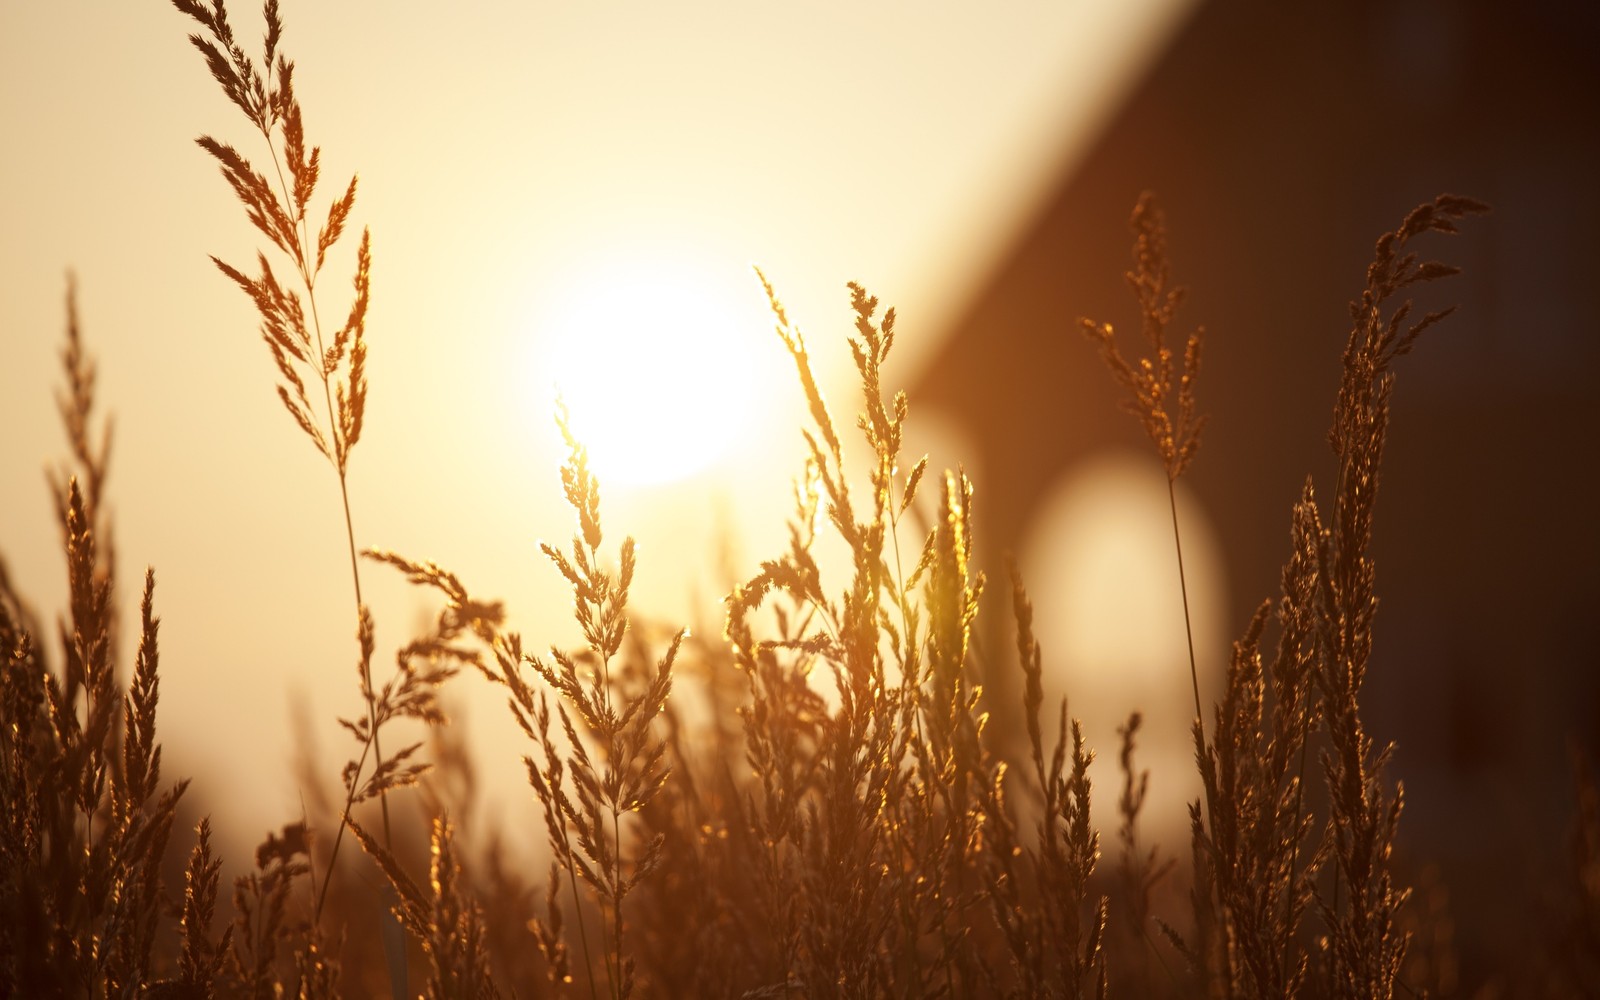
[911,0,1599,981]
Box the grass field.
[2,2,1595,997]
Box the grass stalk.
[1167,475,1204,740]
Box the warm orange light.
[1020,450,1228,840]
[534,254,781,487]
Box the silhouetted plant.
[0,4,1510,996]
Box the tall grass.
[10,1,1583,997]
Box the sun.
[536,254,778,488]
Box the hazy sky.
[0,2,1194,847]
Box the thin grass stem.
[609,805,623,1000]
[566,853,601,1000]
[1166,475,1203,741]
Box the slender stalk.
[563,837,601,1000]
[242,107,403,1000]
[256,122,395,933]
[312,733,372,920]
[330,469,393,850]
[262,133,392,835]
[1166,475,1203,741]
[610,806,623,1000]
[589,536,621,998]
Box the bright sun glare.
[538,256,777,487]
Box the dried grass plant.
[170,0,465,993]
[0,279,192,996]
[1,2,1532,996]
[1082,194,1488,999]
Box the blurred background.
[2,0,1595,987]
[912,2,1600,984]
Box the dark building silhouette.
[911,0,1600,981]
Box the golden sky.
[0,1,1198,845]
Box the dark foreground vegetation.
[2,2,1595,997]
